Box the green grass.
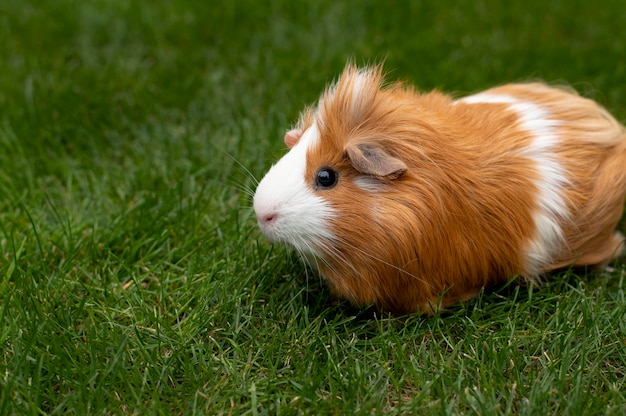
[1,0,626,414]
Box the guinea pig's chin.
[258,222,326,258]
[257,223,283,244]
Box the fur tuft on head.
[318,64,385,133]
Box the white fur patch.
[354,176,384,192]
[349,71,371,124]
[456,93,516,106]
[253,122,335,256]
[321,68,376,129]
[460,93,570,274]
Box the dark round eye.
[315,167,338,189]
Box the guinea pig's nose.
[256,209,278,226]
[261,213,276,224]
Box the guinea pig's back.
[458,83,626,274]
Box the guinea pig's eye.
[315,167,338,189]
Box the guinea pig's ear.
[345,142,407,180]
[284,129,302,149]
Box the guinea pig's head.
[253,64,436,310]
[254,65,409,247]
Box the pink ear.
[345,142,407,179]
[284,129,302,148]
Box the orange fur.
[293,64,626,314]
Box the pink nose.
[256,210,278,226]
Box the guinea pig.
[253,63,626,314]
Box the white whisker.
[320,235,439,292]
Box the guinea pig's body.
[254,64,626,314]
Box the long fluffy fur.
[289,64,626,314]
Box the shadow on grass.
[277,252,625,325]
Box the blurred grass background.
[1,0,625,414]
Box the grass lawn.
[1,0,626,414]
